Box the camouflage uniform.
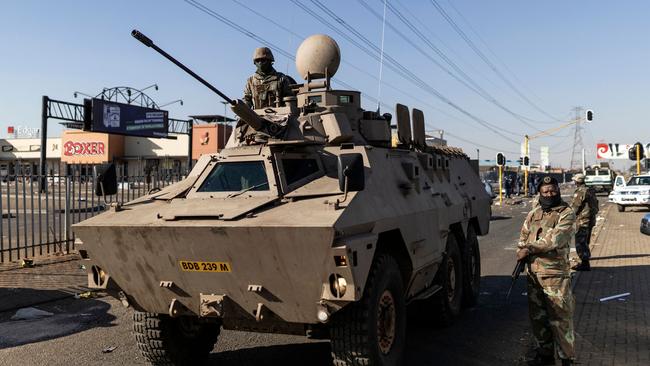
[519,201,576,361]
[243,70,294,109]
[570,184,599,261]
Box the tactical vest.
[248,73,287,109]
[525,205,572,275]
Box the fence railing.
[0,166,183,263]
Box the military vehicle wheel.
[133,311,220,366]
[617,204,625,212]
[433,233,464,325]
[330,253,406,366]
[462,226,481,307]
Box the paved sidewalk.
[573,204,650,365]
[0,254,87,312]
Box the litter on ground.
[75,291,97,299]
[102,346,117,353]
[599,292,631,302]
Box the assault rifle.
[506,259,526,300]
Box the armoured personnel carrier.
[74,31,491,366]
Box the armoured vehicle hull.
[74,32,491,366]
[75,144,490,325]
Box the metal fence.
[0,163,183,263]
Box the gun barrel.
[131,30,154,48]
[230,100,264,131]
[131,29,234,105]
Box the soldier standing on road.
[517,176,576,366]
[243,47,295,109]
[570,173,599,271]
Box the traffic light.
[585,109,593,122]
[523,156,530,166]
[496,152,505,166]
[629,142,644,161]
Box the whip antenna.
[376,0,387,113]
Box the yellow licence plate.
[179,261,232,273]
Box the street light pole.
[220,101,229,150]
[139,84,158,93]
[159,99,183,108]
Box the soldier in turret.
[243,47,295,109]
[517,176,576,366]
[570,173,599,271]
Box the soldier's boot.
[572,260,591,271]
[527,353,555,366]
[561,358,574,365]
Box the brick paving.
[0,253,87,312]
[573,204,650,365]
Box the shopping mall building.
[0,118,232,178]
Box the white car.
[608,175,650,212]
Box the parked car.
[608,174,650,212]
[641,213,650,235]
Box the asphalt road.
[0,198,542,366]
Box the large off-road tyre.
[617,204,625,212]
[330,254,406,366]
[433,233,464,325]
[462,226,481,307]
[133,311,220,366]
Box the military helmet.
[253,47,274,63]
[572,173,586,183]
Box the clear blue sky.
[0,0,647,169]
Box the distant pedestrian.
[516,175,523,195]
[513,175,519,195]
[528,174,536,195]
[505,176,512,198]
[570,174,599,271]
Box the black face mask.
[255,59,273,75]
[539,193,562,212]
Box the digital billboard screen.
[90,98,168,138]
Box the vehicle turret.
[228,34,393,148]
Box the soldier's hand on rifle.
[516,248,529,261]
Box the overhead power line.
[359,0,552,133]
[313,0,528,135]
[291,0,521,144]
[443,0,560,124]
[183,0,516,154]
[428,0,564,123]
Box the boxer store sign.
[63,141,105,156]
[60,130,124,164]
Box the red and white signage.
[597,143,650,159]
[63,141,105,156]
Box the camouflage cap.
[537,175,559,191]
[253,47,274,63]
[572,173,586,183]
